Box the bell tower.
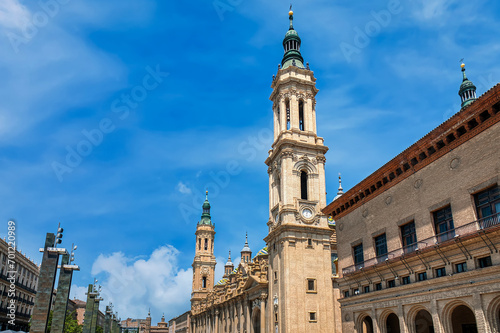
[191,191,216,306]
[264,9,335,333]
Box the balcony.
[342,213,500,276]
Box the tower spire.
[333,173,344,201]
[458,62,477,109]
[281,7,304,69]
[199,191,212,225]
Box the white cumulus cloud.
[86,245,192,321]
[176,181,192,194]
[0,0,29,30]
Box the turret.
[459,62,477,108]
[240,233,252,263]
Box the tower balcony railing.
[342,212,500,276]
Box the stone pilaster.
[104,306,111,333]
[82,285,96,333]
[30,233,59,333]
[90,296,101,333]
[52,253,76,333]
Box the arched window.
[202,276,207,289]
[301,171,308,200]
[286,99,291,130]
[299,100,304,131]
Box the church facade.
[188,7,500,333]
[189,9,340,333]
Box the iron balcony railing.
[342,212,500,276]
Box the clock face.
[302,208,313,219]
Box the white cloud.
[0,0,29,30]
[90,246,192,321]
[176,182,192,194]
[69,284,89,302]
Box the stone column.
[397,304,408,333]
[82,285,96,333]
[430,299,442,333]
[235,301,240,333]
[371,307,380,333]
[280,98,287,133]
[30,233,59,333]
[245,300,250,333]
[290,94,299,130]
[52,253,79,333]
[260,295,266,333]
[214,309,219,333]
[90,296,101,333]
[104,307,111,333]
[473,293,487,332]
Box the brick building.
[323,65,500,332]
[0,236,39,331]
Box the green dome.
[199,191,212,225]
[458,64,477,109]
[281,12,304,69]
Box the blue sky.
[1,0,499,323]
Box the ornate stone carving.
[201,266,210,276]
[281,150,294,159]
[316,155,326,164]
[252,299,261,309]
[414,178,423,189]
[450,157,461,169]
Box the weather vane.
[459,58,464,63]
[290,4,292,10]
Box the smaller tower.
[459,62,477,108]
[333,173,344,201]
[224,251,234,277]
[240,233,252,263]
[191,191,217,306]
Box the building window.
[478,256,492,268]
[299,100,305,131]
[475,186,500,228]
[353,244,364,266]
[344,290,349,298]
[455,262,467,273]
[307,279,316,292]
[275,312,278,323]
[363,286,370,293]
[374,234,388,261]
[417,272,427,281]
[198,238,201,250]
[435,267,446,277]
[274,271,278,282]
[401,221,417,253]
[375,283,382,291]
[309,312,316,322]
[301,171,308,200]
[307,238,313,247]
[434,206,455,242]
[387,280,396,288]
[286,99,291,130]
[204,238,208,250]
[202,277,207,289]
[402,276,411,285]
